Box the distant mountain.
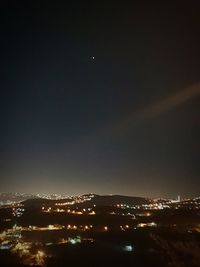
[22,197,73,207]
[89,195,150,206]
[22,194,150,208]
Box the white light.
[69,238,76,245]
[123,245,133,252]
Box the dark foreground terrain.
[1,196,200,267]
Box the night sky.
[0,1,200,197]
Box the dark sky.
[0,1,200,197]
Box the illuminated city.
[1,193,200,266]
